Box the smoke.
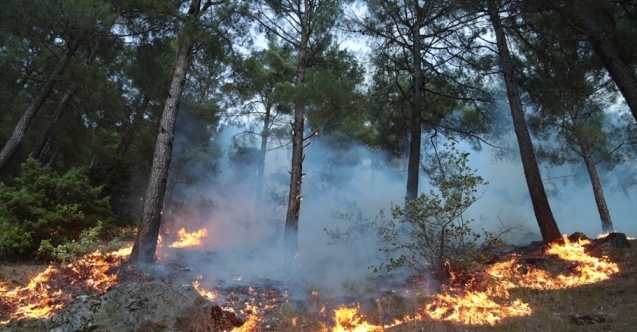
[160,107,637,297]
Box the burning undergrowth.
[0,246,131,323]
[1,228,631,331]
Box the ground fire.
[0,232,629,331]
[168,228,209,248]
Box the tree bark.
[254,102,272,220]
[284,0,310,263]
[488,0,562,243]
[0,40,80,173]
[579,14,637,123]
[581,148,614,233]
[130,0,200,264]
[31,87,76,161]
[31,25,108,162]
[406,4,423,202]
[568,110,614,233]
[116,94,149,156]
[162,162,183,222]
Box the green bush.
[0,157,113,260]
[326,141,510,278]
[374,142,499,275]
[87,156,135,228]
[37,221,122,262]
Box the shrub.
[0,158,113,260]
[326,141,510,278]
[374,142,499,276]
[37,221,122,262]
[87,156,135,228]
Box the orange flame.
[425,235,619,325]
[1,245,132,323]
[332,306,382,332]
[169,228,208,248]
[192,280,217,301]
[330,235,621,328]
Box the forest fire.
[332,306,382,332]
[0,245,132,323]
[168,228,208,248]
[0,234,625,330]
[425,235,619,325]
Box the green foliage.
[87,156,135,227]
[0,158,113,260]
[326,141,506,276]
[37,221,120,262]
[373,142,497,274]
[325,207,393,258]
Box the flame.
[330,235,621,328]
[598,232,636,240]
[427,290,531,325]
[332,306,382,332]
[3,233,627,328]
[230,303,261,332]
[192,280,217,301]
[1,245,132,323]
[424,235,619,325]
[169,228,208,248]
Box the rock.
[568,232,590,243]
[606,312,617,323]
[601,232,631,248]
[46,281,242,332]
[587,232,631,257]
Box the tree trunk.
[163,163,183,217]
[47,146,60,166]
[31,27,106,162]
[488,0,562,243]
[31,87,76,161]
[614,171,634,208]
[406,6,423,202]
[117,94,149,156]
[254,103,272,220]
[566,109,614,233]
[0,40,80,172]
[579,14,637,123]
[284,0,310,263]
[581,148,614,233]
[130,0,200,264]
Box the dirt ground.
[1,239,636,331]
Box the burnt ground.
[1,238,636,332]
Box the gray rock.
[606,312,617,323]
[46,281,235,332]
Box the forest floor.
[387,239,637,332]
[1,239,636,331]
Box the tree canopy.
[0,0,635,262]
